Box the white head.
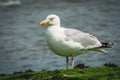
[40,14,60,26]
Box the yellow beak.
[40,20,48,26]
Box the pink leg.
[71,55,74,68]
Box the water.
[0,0,120,74]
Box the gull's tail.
[99,42,113,48]
[86,42,113,53]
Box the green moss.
[0,67,120,80]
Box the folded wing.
[64,28,102,48]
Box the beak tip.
[40,24,43,26]
[39,22,43,26]
[39,23,42,26]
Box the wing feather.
[64,28,101,48]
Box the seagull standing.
[39,14,111,69]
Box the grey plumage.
[64,28,101,48]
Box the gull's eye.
[49,17,54,21]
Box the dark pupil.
[50,17,54,20]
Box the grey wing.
[64,28,102,48]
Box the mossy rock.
[0,66,120,80]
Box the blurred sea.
[0,0,120,74]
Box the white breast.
[46,27,82,56]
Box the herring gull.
[39,14,112,69]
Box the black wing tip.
[100,42,114,48]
